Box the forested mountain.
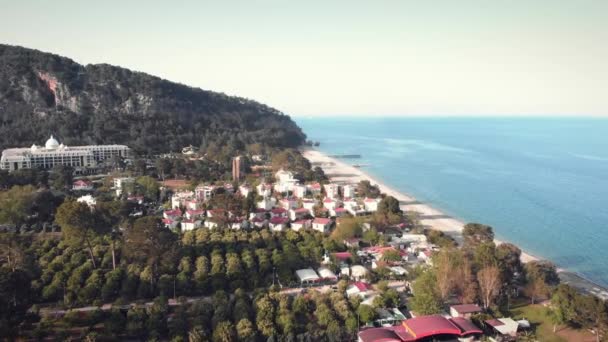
[0,44,305,154]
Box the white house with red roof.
[324,183,340,199]
[269,217,289,231]
[330,207,348,217]
[291,219,312,231]
[346,282,374,298]
[185,209,205,220]
[302,199,316,211]
[289,207,310,221]
[450,304,482,319]
[323,197,339,211]
[270,207,288,218]
[181,219,202,231]
[163,209,182,220]
[251,216,267,228]
[279,197,298,210]
[364,197,381,212]
[184,199,200,210]
[162,218,179,229]
[312,217,332,233]
[73,179,93,191]
[307,182,322,195]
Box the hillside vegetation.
[0,44,305,154]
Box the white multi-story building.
[1,135,130,171]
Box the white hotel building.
[0,135,130,171]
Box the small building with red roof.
[346,282,373,298]
[357,315,482,342]
[312,217,332,233]
[269,216,289,231]
[289,207,311,221]
[163,209,182,219]
[270,207,288,218]
[185,209,205,220]
[291,219,312,231]
[73,179,93,191]
[450,304,482,319]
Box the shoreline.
[301,147,608,300]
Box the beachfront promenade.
[301,147,608,301]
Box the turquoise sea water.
[296,117,608,286]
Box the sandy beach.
[302,147,608,300]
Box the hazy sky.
[1,0,607,116]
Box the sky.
[1,0,607,117]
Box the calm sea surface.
[296,117,608,286]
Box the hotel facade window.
[0,135,130,171]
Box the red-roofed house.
[308,182,322,195]
[181,219,202,231]
[450,304,482,319]
[332,252,353,262]
[251,216,267,228]
[185,209,205,220]
[330,207,348,217]
[280,198,298,210]
[289,207,310,221]
[346,282,373,298]
[269,217,289,231]
[291,219,312,231]
[312,218,332,233]
[302,199,316,211]
[271,207,288,218]
[363,197,380,212]
[73,179,93,191]
[163,209,182,220]
[162,218,179,229]
[323,197,340,211]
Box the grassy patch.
[509,301,567,342]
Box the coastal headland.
[302,147,608,300]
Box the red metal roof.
[353,281,372,291]
[333,252,353,260]
[313,218,331,225]
[403,315,461,339]
[450,317,483,335]
[358,328,403,342]
[164,209,182,216]
[271,208,287,213]
[358,315,482,342]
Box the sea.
[296,117,608,287]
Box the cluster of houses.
[160,169,383,233]
[358,303,529,342]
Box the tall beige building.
[232,156,243,181]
